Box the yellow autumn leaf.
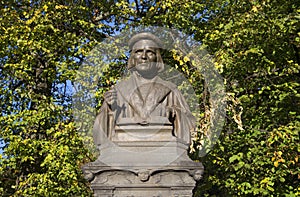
[252,6,258,12]
[271,157,275,162]
[260,177,270,184]
[55,5,68,10]
[43,4,48,11]
[183,56,190,62]
[149,6,155,11]
[179,59,184,66]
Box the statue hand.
[104,87,117,107]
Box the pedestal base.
[83,162,203,197]
[83,125,204,196]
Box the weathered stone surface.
[94,125,192,167]
[83,164,203,197]
[93,32,196,149]
[82,32,204,196]
[83,152,204,197]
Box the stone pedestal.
[83,125,203,197]
[83,165,201,197]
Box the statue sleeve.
[170,89,196,145]
[93,102,115,148]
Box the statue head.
[128,33,164,77]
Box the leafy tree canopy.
[0,0,299,196]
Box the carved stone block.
[83,168,200,197]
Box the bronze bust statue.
[93,32,196,147]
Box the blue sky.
[0,140,4,155]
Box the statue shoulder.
[115,76,135,93]
[156,77,177,90]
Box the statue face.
[132,40,158,77]
[134,48,156,69]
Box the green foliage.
[192,0,300,196]
[1,0,299,196]
[0,0,106,196]
[196,121,299,196]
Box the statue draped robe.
[93,73,196,147]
